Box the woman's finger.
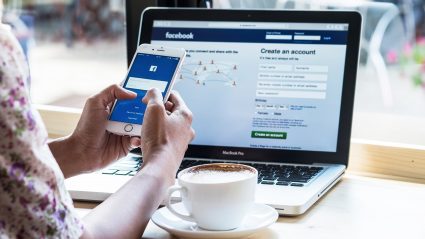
[129,137,141,148]
[167,91,189,112]
[142,88,164,107]
[165,101,174,111]
[92,84,137,107]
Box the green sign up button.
[251,131,287,139]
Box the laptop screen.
[148,20,348,153]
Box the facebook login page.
[150,21,348,152]
[110,53,180,124]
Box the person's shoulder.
[0,23,30,87]
[0,23,24,54]
[0,23,13,42]
[0,23,17,59]
[0,23,12,30]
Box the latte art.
[180,164,256,184]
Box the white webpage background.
[152,40,346,152]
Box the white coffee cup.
[166,163,257,231]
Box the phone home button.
[124,124,133,132]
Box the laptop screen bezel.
[134,8,361,166]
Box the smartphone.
[106,44,186,136]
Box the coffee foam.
[180,164,255,184]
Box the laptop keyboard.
[101,156,142,176]
[102,156,323,187]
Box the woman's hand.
[50,84,195,179]
[49,84,142,178]
[82,89,195,239]
[139,88,195,185]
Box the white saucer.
[151,203,278,239]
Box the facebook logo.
[149,65,158,72]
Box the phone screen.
[109,53,180,124]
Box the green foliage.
[401,41,425,88]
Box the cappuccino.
[180,164,256,184]
[167,163,257,230]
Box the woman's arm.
[48,136,87,178]
[48,85,141,178]
[81,89,194,238]
[81,152,174,238]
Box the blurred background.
[2,0,425,145]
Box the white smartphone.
[106,44,186,136]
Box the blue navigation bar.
[152,27,348,45]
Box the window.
[2,0,423,181]
[3,0,127,108]
[3,0,425,153]
[213,0,425,147]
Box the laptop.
[65,8,361,215]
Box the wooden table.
[74,174,425,239]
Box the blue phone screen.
[109,53,180,124]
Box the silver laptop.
[66,8,361,215]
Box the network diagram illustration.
[177,59,239,87]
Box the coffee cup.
[165,163,257,231]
